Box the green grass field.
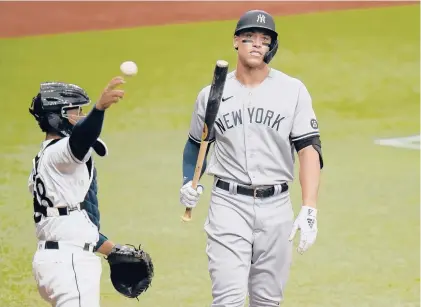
[0,5,419,307]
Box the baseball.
[120,61,138,76]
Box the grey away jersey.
[188,68,320,186]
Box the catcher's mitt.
[106,244,154,299]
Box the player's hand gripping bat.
[181,60,229,222]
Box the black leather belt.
[216,179,288,198]
[44,241,93,252]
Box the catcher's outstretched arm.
[182,138,210,185]
[69,106,105,161]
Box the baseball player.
[180,10,324,307]
[28,77,125,307]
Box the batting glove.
[288,206,318,254]
[179,180,204,208]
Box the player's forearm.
[182,138,208,185]
[298,146,321,208]
[96,239,115,256]
[69,106,105,161]
[94,232,108,250]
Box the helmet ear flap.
[264,39,279,64]
[46,113,62,130]
[46,113,72,137]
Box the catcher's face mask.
[61,105,86,126]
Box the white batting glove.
[179,180,204,208]
[288,206,318,254]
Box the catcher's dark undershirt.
[83,165,108,251]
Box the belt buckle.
[253,188,261,198]
[83,243,93,252]
[254,187,269,198]
[68,204,79,212]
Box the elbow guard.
[293,136,324,169]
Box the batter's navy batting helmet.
[29,82,91,137]
[234,10,279,64]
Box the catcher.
[29,78,154,307]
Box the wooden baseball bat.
[181,60,229,222]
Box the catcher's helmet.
[234,10,279,64]
[29,82,91,137]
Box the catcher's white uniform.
[29,137,101,307]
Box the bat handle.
[181,180,197,222]
[180,141,208,223]
[182,208,192,222]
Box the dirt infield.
[0,1,417,38]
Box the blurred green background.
[0,4,419,307]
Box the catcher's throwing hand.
[288,206,318,254]
[95,77,125,111]
[180,180,204,208]
[106,244,154,299]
